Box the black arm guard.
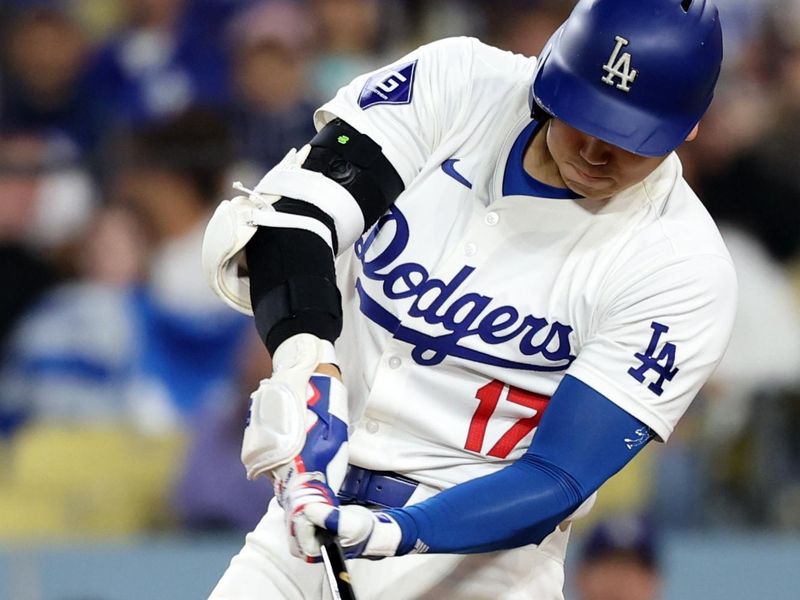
[247,119,405,355]
[304,119,404,229]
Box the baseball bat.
[316,528,357,600]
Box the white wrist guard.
[241,333,338,480]
[201,143,363,315]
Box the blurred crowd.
[0,0,798,546]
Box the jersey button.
[464,242,478,257]
[388,356,402,369]
[485,212,499,226]
[365,420,379,434]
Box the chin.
[583,190,615,201]
[565,179,614,201]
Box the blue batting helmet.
[530,0,723,157]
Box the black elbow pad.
[303,118,405,230]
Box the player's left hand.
[292,503,404,561]
[270,373,349,505]
[273,372,350,562]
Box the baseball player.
[202,0,734,598]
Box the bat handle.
[316,528,358,600]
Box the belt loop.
[357,468,373,499]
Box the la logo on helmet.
[601,36,638,92]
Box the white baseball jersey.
[210,36,736,600]
[316,37,737,490]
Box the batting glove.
[293,503,404,561]
[269,374,351,562]
[271,374,349,503]
[282,470,342,562]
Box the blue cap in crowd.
[580,514,659,569]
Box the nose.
[579,137,610,166]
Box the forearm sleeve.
[387,375,654,554]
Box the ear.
[685,124,700,142]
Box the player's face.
[546,119,669,201]
[576,557,661,600]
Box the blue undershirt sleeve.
[385,375,655,555]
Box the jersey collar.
[502,119,582,200]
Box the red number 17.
[465,380,550,459]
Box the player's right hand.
[293,503,404,561]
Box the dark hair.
[126,108,233,206]
[2,5,81,59]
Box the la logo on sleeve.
[627,322,679,396]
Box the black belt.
[337,466,419,508]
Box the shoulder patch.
[358,60,418,110]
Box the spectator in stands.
[487,0,572,57]
[0,109,249,435]
[173,332,273,532]
[114,108,249,429]
[0,135,56,437]
[309,0,383,99]
[683,5,800,264]
[574,515,662,600]
[0,204,147,429]
[0,7,101,155]
[83,0,233,134]
[227,0,318,175]
[0,132,96,354]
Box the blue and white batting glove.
[294,503,404,561]
[273,374,350,561]
[271,375,349,502]
[242,334,347,486]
